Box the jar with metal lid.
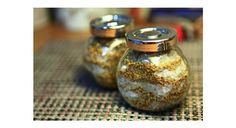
[83,14,133,88]
[116,27,191,111]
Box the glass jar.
[116,27,191,111]
[83,15,133,88]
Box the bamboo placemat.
[34,40,203,121]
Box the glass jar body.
[116,45,191,111]
[83,37,127,88]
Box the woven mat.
[34,40,203,121]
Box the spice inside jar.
[116,27,191,111]
[83,15,133,88]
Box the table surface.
[34,40,203,121]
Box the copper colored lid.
[90,15,133,38]
[126,27,177,52]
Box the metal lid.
[90,14,133,38]
[126,27,177,52]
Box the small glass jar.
[116,27,191,111]
[83,15,133,88]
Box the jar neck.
[94,36,125,43]
[131,45,175,55]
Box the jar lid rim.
[126,27,177,52]
[90,14,133,38]
[90,14,132,30]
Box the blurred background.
[34,8,203,51]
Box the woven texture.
[34,41,203,121]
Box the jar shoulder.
[87,36,126,47]
[120,46,189,66]
[84,36,127,58]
